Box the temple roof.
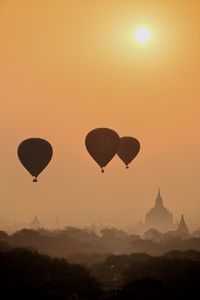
[146,189,173,220]
[30,215,41,227]
[155,188,164,208]
[177,214,189,234]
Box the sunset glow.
[0,0,200,229]
[134,27,152,44]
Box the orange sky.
[0,0,200,230]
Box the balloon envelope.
[18,138,53,181]
[85,128,120,172]
[117,136,140,168]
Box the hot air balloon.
[18,138,53,182]
[117,136,140,169]
[85,128,120,172]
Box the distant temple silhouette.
[177,214,189,234]
[30,215,41,229]
[136,189,189,233]
[145,189,175,232]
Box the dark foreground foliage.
[92,250,200,299]
[0,245,200,299]
[0,247,102,300]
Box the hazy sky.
[1,0,200,229]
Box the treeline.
[0,245,200,299]
[1,227,200,260]
[0,246,101,300]
[92,250,200,299]
[90,250,200,289]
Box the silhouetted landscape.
[1,239,200,299]
[1,180,200,300]
[0,226,200,298]
[1,190,200,298]
[1,226,200,258]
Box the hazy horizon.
[1,1,200,231]
[0,188,198,232]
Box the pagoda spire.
[155,188,164,207]
[177,214,189,234]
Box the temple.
[177,214,189,234]
[136,189,176,233]
[30,215,41,229]
[144,189,174,232]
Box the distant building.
[162,214,190,240]
[177,214,189,234]
[136,189,176,233]
[145,189,174,232]
[30,216,41,229]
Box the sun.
[134,27,152,44]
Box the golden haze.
[0,0,200,229]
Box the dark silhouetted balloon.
[117,136,140,169]
[85,128,120,172]
[18,138,53,182]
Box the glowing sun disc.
[134,27,152,44]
